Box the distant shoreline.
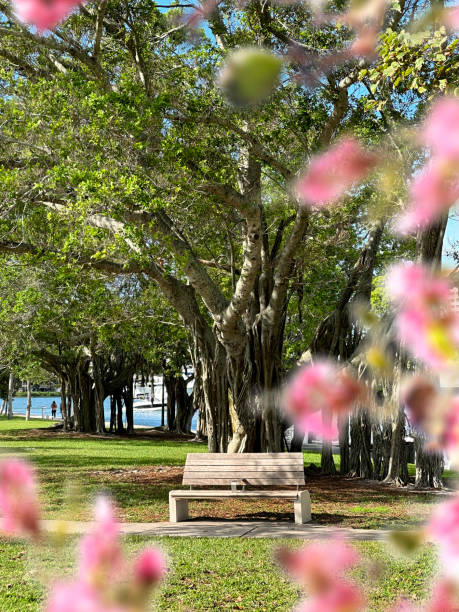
[14,391,60,397]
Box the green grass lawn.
[0,418,446,610]
[0,417,446,528]
[0,535,439,611]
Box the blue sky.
[443,211,459,268]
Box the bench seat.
[169,453,311,524]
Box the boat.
[133,388,163,411]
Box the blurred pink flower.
[396,307,459,368]
[396,160,459,235]
[296,138,377,207]
[445,6,459,30]
[400,375,437,428]
[430,396,459,459]
[78,496,123,586]
[350,26,380,57]
[390,602,420,612]
[386,263,459,369]
[400,377,459,458]
[283,361,364,440]
[421,97,459,161]
[428,496,459,574]
[297,580,366,612]
[133,548,166,586]
[386,262,451,308]
[427,579,459,612]
[0,458,40,538]
[341,0,387,59]
[47,497,166,611]
[12,0,83,32]
[279,539,365,612]
[46,581,123,612]
[278,539,360,593]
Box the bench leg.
[294,490,311,524]
[169,495,189,522]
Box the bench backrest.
[182,452,305,487]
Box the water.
[9,396,198,431]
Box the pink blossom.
[445,6,459,31]
[385,262,451,309]
[283,361,364,440]
[278,539,360,593]
[45,581,123,612]
[297,580,366,612]
[421,97,459,161]
[396,307,459,368]
[350,26,380,58]
[386,263,459,368]
[78,496,123,586]
[401,377,459,458]
[427,579,459,612]
[386,580,459,612]
[133,548,166,586]
[0,458,40,538]
[390,602,420,612]
[435,395,459,462]
[427,496,459,574]
[296,138,378,207]
[12,0,83,33]
[400,375,437,428]
[396,160,459,235]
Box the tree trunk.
[413,214,447,488]
[372,420,392,481]
[227,324,284,453]
[321,439,337,475]
[7,371,13,419]
[26,379,32,422]
[383,405,408,486]
[164,373,176,432]
[338,414,350,475]
[123,378,134,434]
[349,412,361,476]
[59,377,68,430]
[116,392,124,433]
[175,376,194,434]
[415,433,444,489]
[380,422,392,480]
[359,408,373,479]
[290,425,305,453]
[191,360,207,441]
[92,352,105,434]
[109,395,116,432]
[320,408,336,474]
[197,338,229,452]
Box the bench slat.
[187,453,300,459]
[170,490,299,499]
[184,467,304,475]
[185,459,304,469]
[182,478,303,485]
[187,455,301,463]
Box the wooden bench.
[169,452,311,524]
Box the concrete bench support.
[294,490,311,524]
[169,494,189,522]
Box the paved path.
[42,519,396,540]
